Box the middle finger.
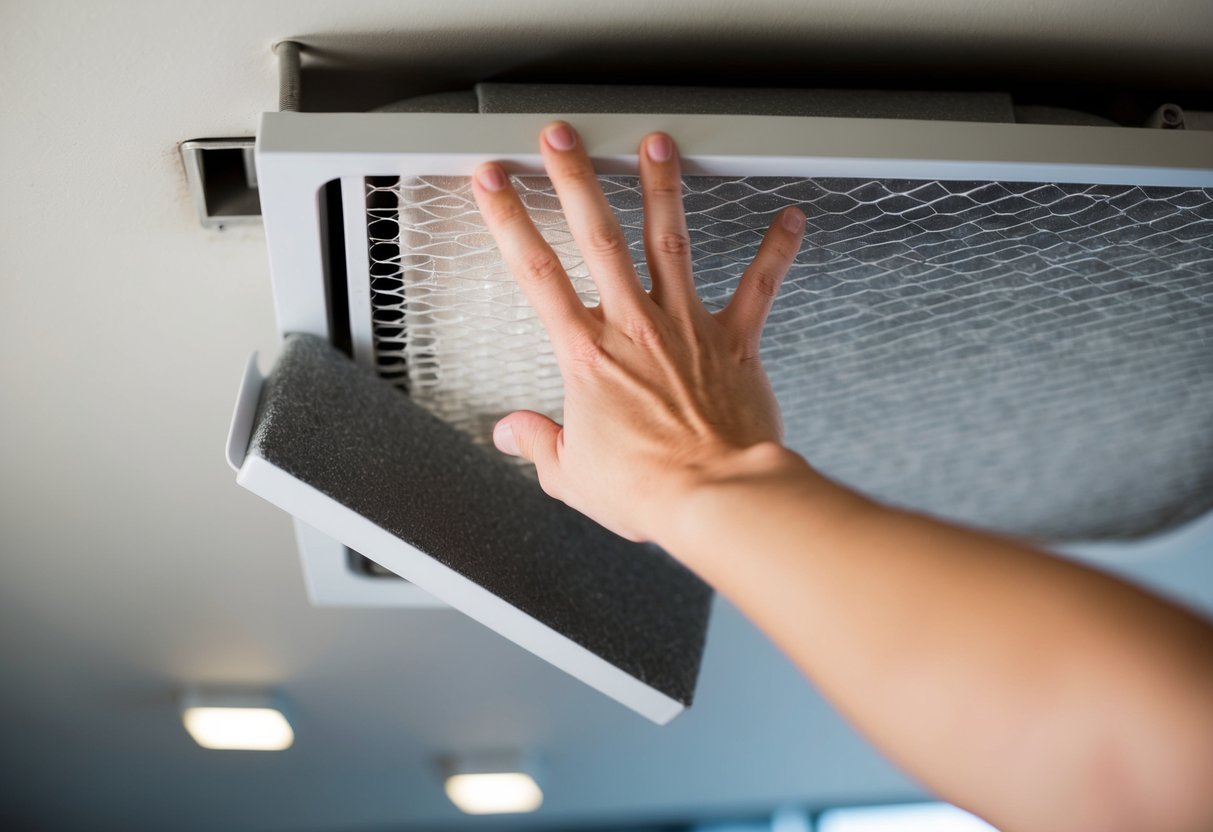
[540,121,651,318]
[638,132,698,317]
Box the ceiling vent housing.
[224,49,1213,721]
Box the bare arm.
[471,121,1213,832]
[667,453,1213,832]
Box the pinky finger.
[718,207,805,345]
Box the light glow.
[817,802,997,832]
[444,771,543,815]
[182,706,294,751]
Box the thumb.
[493,409,563,479]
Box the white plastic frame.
[255,110,1213,341]
[292,519,446,609]
[225,352,443,609]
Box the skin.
[471,121,1213,832]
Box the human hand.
[472,121,806,546]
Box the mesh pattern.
[366,176,1213,540]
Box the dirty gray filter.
[367,176,1213,541]
[248,334,713,706]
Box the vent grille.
[363,176,1213,540]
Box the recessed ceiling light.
[817,802,997,832]
[441,752,544,815]
[180,690,294,751]
[445,772,543,815]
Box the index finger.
[472,162,595,350]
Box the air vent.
[248,104,1213,552]
[229,93,1213,722]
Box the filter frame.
[255,110,1213,344]
[245,110,1213,610]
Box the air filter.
[231,101,1213,721]
[234,333,710,724]
[367,173,1213,539]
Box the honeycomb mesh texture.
[366,176,1213,541]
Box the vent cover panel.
[363,176,1213,541]
[244,334,712,721]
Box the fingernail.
[646,134,672,162]
[545,122,577,151]
[476,164,507,192]
[494,422,520,456]
[782,207,806,233]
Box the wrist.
[652,442,840,555]
[676,441,807,497]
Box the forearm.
[658,444,1213,832]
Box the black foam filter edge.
[236,334,714,723]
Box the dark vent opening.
[200,147,260,217]
[366,176,409,389]
[319,178,353,358]
[347,549,406,579]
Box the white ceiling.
[1,1,1211,830]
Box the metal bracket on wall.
[179,42,302,228]
[180,137,260,228]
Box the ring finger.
[540,121,651,318]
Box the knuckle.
[653,230,691,258]
[747,267,783,299]
[487,197,526,226]
[647,179,682,199]
[517,249,564,286]
[558,161,598,188]
[566,333,605,368]
[737,333,763,362]
[766,236,794,260]
[622,316,664,348]
[584,223,628,259]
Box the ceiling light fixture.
[180,690,294,751]
[817,802,997,832]
[441,752,544,815]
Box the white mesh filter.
[368,178,601,444]
[365,176,1213,540]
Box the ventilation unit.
[226,65,1213,722]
